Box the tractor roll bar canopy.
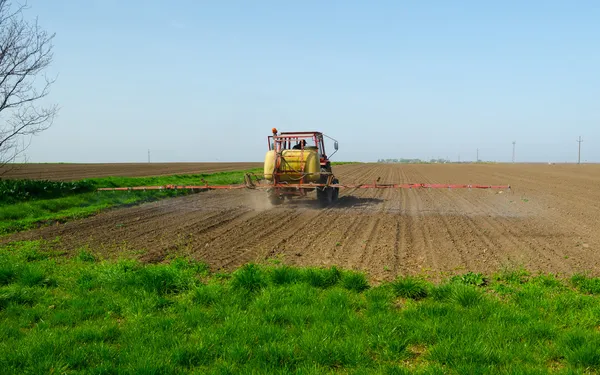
[268,129,338,158]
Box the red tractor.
[263,128,340,206]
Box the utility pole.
[476,149,479,162]
[148,149,150,163]
[512,141,516,163]
[577,136,583,164]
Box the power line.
[577,136,583,164]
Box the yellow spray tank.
[263,149,320,183]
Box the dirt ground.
[5,163,600,282]
[0,162,262,180]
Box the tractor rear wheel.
[317,186,333,207]
[317,168,338,207]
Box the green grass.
[0,169,262,236]
[86,168,263,189]
[392,276,429,300]
[0,190,189,235]
[0,179,95,204]
[2,241,600,374]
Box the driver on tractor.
[293,140,307,150]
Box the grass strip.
[1,241,600,374]
[86,168,263,189]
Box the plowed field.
[0,162,262,180]
[6,163,600,281]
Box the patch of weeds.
[105,261,193,296]
[271,266,302,285]
[531,273,563,289]
[450,284,483,307]
[19,265,55,287]
[571,274,600,295]
[392,276,428,300]
[231,263,267,293]
[267,257,281,265]
[171,257,209,275]
[192,284,222,307]
[77,248,97,262]
[341,272,369,293]
[22,246,51,262]
[77,272,97,290]
[0,258,55,288]
[214,272,232,280]
[0,286,38,309]
[136,265,194,295]
[451,271,487,286]
[303,266,342,288]
[5,240,49,262]
[0,262,17,286]
[22,249,50,262]
[430,284,453,302]
[560,330,600,368]
[496,266,529,284]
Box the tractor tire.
[317,168,338,207]
[317,186,333,207]
[332,178,339,202]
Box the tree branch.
[0,0,56,166]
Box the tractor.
[263,128,340,206]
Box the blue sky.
[22,0,600,163]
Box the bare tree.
[0,0,57,170]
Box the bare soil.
[0,162,262,181]
[5,163,600,281]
